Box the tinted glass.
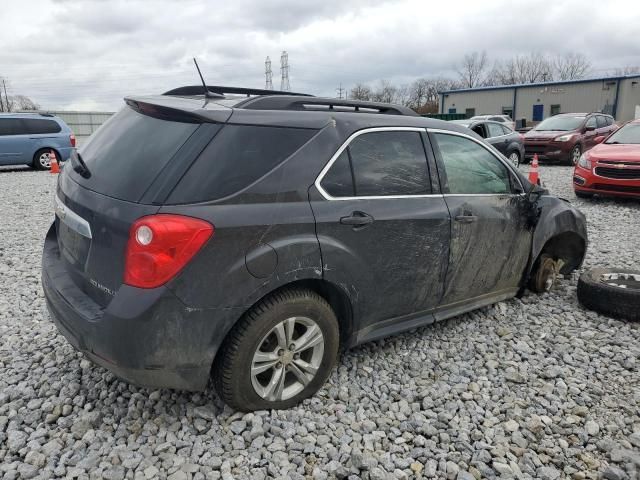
[321,150,354,197]
[487,123,504,138]
[596,116,607,128]
[585,117,597,128]
[24,118,61,134]
[74,106,199,201]
[434,133,511,195]
[0,118,24,136]
[348,131,430,196]
[169,124,316,203]
[535,116,584,131]
[605,123,640,144]
[490,117,504,122]
[606,116,614,126]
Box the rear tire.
[214,288,339,411]
[33,149,53,170]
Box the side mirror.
[594,136,605,144]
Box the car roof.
[127,91,474,135]
[0,112,61,120]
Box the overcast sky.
[0,0,638,111]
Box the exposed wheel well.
[539,232,586,274]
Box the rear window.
[73,106,199,202]
[24,118,62,134]
[168,125,316,203]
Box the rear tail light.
[124,214,214,289]
[69,134,76,147]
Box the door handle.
[454,215,478,224]
[340,211,374,227]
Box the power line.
[265,56,273,90]
[280,51,290,92]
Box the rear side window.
[73,106,199,202]
[320,130,430,198]
[0,118,24,136]
[168,125,316,203]
[487,123,504,138]
[24,118,62,134]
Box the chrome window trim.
[427,128,526,195]
[54,194,92,239]
[314,126,443,201]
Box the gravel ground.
[0,165,639,480]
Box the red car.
[573,119,640,198]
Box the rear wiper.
[70,151,91,178]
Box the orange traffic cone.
[528,154,539,185]
[50,151,60,174]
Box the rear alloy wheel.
[33,149,53,170]
[508,151,520,168]
[214,288,339,411]
[577,268,640,321]
[570,145,581,166]
[529,254,560,293]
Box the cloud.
[0,0,638,110]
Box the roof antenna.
[193,57,216,100]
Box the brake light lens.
[124,214,214,288]
[69,134,76,147]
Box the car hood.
[589,144,640,162]
[524,130,575,140]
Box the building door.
[532,104,544,121]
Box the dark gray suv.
[42,86,587,411]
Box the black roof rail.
[163,85,312,98]
[237,96,418,116]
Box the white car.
[471,115,516,131]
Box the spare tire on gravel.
[577,268,640,321]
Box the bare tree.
[456,51,488,88]
[408,78,430,109]
[553,52,591,80]
[349,83,372,101]
[12,95,39,110]
[371,80,397,104]
[395,84,411,106]
[612,65,640,76]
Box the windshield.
[605,123,640,144]
[534,116,584,131]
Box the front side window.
[434,133,512,195]
[320,130,431,198]
[596,116,607,128]
[585,117,597,129]
[500,124,513,135]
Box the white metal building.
[439,74,640,123]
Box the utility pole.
[336,83,345,99]
[280,51,290,92]
[265,56,273,90]
[2,80,10,112]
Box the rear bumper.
[573,167,640,198]
[42,223,244,391]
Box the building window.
[465,108,476,118]
[502,107,513,117]
[550,104,561,116]
[448,108,457,114]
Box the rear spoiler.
[124,97,232,124]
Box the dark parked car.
[0,113,76,169]
[450,119,525,166]
[524,112,617,165]
[42,86,588,411]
